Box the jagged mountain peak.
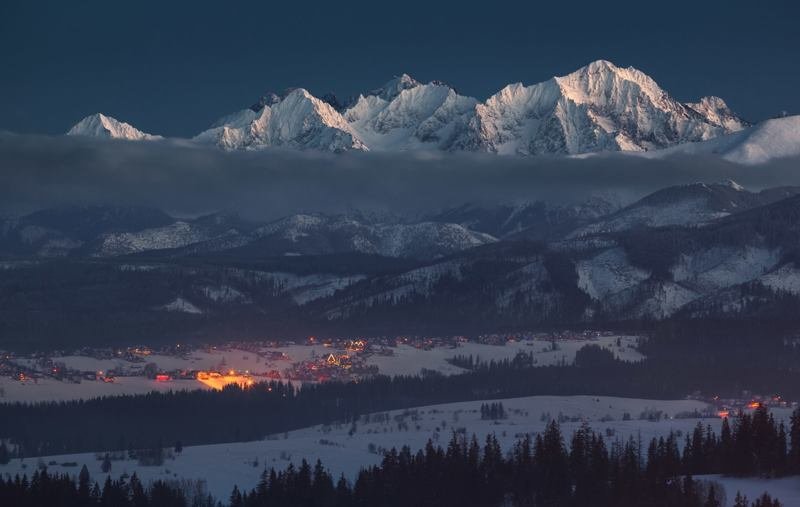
[553,59,666,107]
[343,76,478,151]
[195,87,366,152]
[458,59,748,155]
[567,59,651,81]
[250,91,284,111]
[320,92,345,111]
[686,96,749,130]
[691,95,731,110]
[67,113,161,141]
[370,73,422,100]
[717,179,746,191]
[249,88,313,111]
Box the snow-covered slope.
[685,96,747,131]
[344,76,479,151]
[67,113,161,141]
[569,181,800,237]
[671,246,780,293]
[95,221,229,256]
[576,248,650,300]
[161,296,203,314]
[242,214,497,259]
[194,88,366,152]
[430,197,621,240]
[642,114,800,164]
[758,264,800,296]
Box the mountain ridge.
[68,60,775,157]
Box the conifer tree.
[229,485,243,507]
[704,484,720,507]
[101,453,112,473]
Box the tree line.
[235,406,799,507]
[0,465,211,507]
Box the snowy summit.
[67,113,162,141]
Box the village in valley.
[1,331,795,417]
[0,331,644,402]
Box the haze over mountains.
[65,59,800,161]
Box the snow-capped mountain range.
[65,60,800,159]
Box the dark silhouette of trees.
[479,402,506,420]
[234,423,790,507]
[100,453,111,473]
[0,467,212,507]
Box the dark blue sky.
[1,1,798,137]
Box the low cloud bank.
[1,133,799,219]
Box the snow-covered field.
[0,335,642,403]
[369,335,642,377]
[0,395,793,505]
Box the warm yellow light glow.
[196,373,255,391]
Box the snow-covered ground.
[368,335,642,377]
[759,264,800,296]
[0,395,793,505]
[0,336,642,403]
